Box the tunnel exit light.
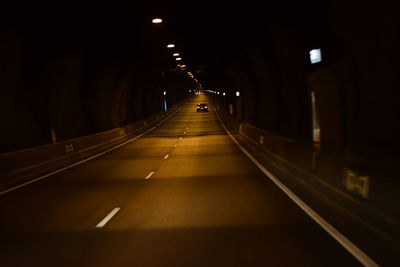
[309,49,322,64]
[236,91,240,97]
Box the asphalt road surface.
[0,95,362,266]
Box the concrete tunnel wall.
[0,15,196,153]
[201,1,400,247]
[207,0,400,171]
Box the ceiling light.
[152,18,162,24]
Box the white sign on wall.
[309,49,322,64]
[343,168,370,198]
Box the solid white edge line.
[0,103,187,196]
[214,107,378,267]
[96,207,120,228]
[145,171,155,179]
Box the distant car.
[196,103,208,112]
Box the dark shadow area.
[0,225,361,267]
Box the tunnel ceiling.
[136,0,326,87]
[4,0,325,88]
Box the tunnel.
[1,1,399,266]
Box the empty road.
[0,95,362,266]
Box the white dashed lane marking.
[96,208,120,228]
[145,171,155,179]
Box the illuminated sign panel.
[309,49,322,64]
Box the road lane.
[0,95,362,266]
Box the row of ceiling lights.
[152,19,320,98]
[153,18,182,62]
[153,18,241,97]
[206,90,240,97]
[152,17,199,81]
[167,44,182,61]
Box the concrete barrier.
[239,123,316,172]
[0,101,186,191]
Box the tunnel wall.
[0,17,196,154]
[210,0,400,249]
[326,0,400,169]
[0,101,186,191]
[212,0,400,171]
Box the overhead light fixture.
[152,18,162,24]
[167,44,175,48]
[173,53,180,56]
[236,91,240,97]
[175,57,182,61]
